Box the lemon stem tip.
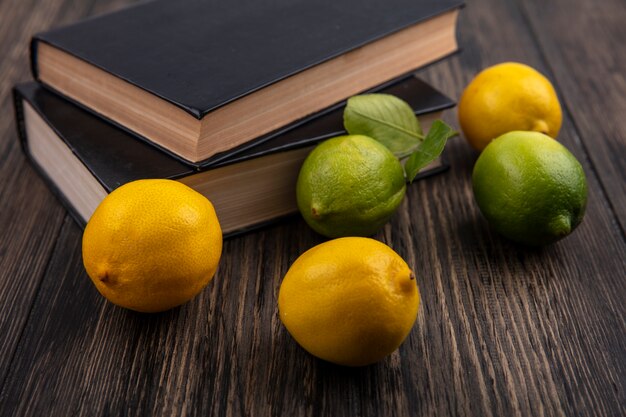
[550,215,572,237]
[311,205,322,219]
[532,120,550,135]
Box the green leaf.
[404,120,458,182]
[343,93,424,158]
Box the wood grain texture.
[0,0,624,416]
[0,0,82,386]
[516,0,626,235]
[0,0,139,396]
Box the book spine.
[12,86,88,228]
[12,86,29,156]
[29,37,40,80]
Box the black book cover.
[31,0,463,119]
[14,76,454,235]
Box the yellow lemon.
[459,62,562,150]
[82,179,222,312]
[278,237,420,366]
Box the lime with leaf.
[297,93,457,238]
[297,134,406,238]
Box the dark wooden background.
[0,0,624,416]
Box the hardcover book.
[31,0,463,163]
[14,76,454,237]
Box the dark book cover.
[31,0,463,119]
[13,76,454,235]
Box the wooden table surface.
[0,0,624,416]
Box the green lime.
[296,135,406,238]
[472,131,587,246]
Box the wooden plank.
[0,218,316,416]
[515,0,626,234]
[0,1,624,417]
[0,0,78,387]
[1,144,624,416]
[0,0,139,392]
[0,145,65,386]
[413,1,626,412]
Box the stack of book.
[14,0,463,236]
